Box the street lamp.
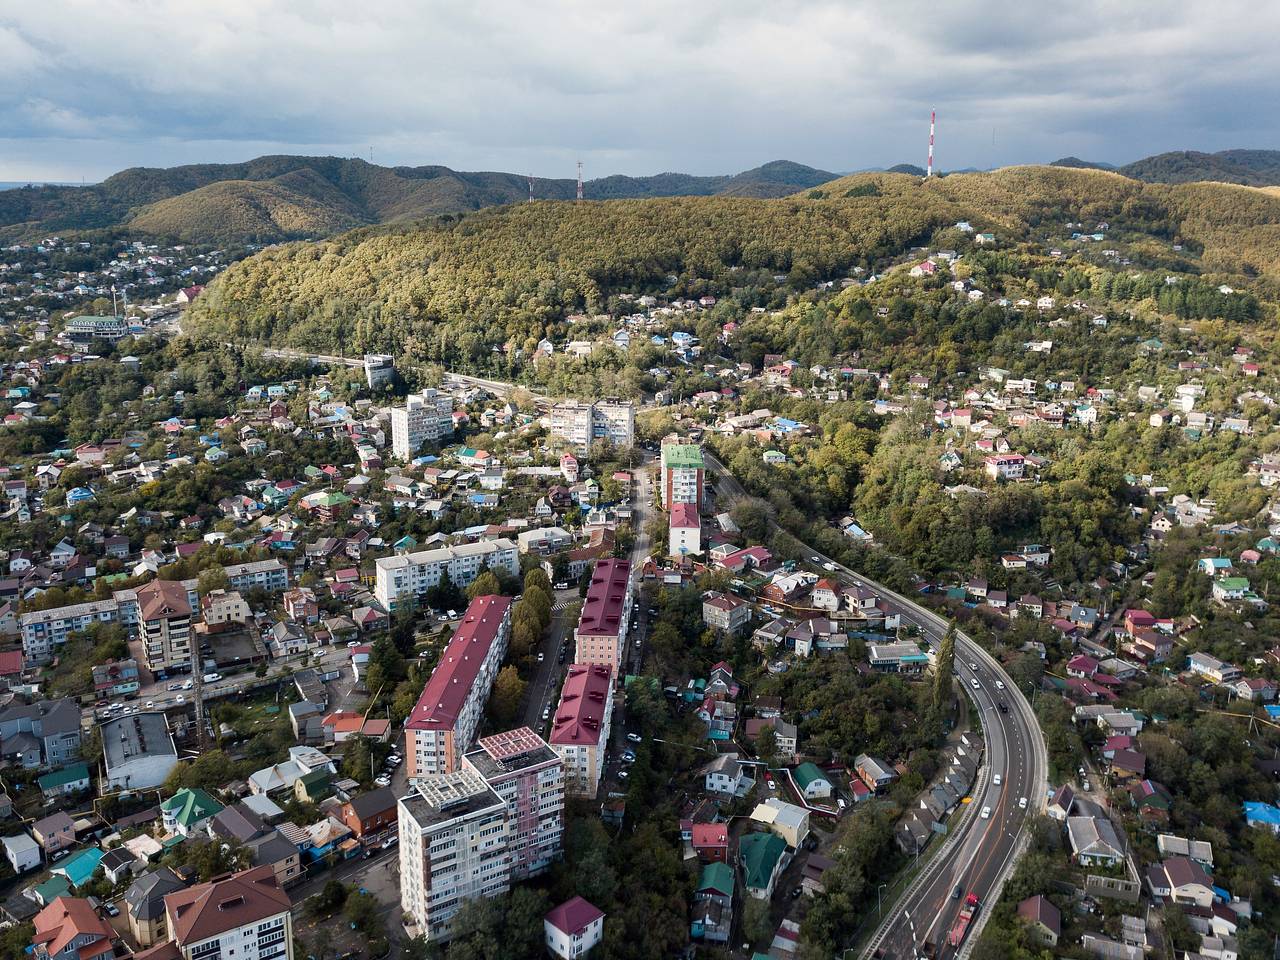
[878,883,888,916]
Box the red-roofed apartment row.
[405,595,512,781]
[549,663,614,797]
[573,559,632,677]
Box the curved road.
[705,451,1047,959]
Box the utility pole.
[191,629,209,752]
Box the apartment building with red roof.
[549,663,614,797]
[573,560,632,677]
[405,595,512,782]
[135,578,193,676]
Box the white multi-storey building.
[21,599,120,664]
[391,390,454,461]
[223,559,290,593]
[548,398,635,453]
[374,539,518,611]
[399,770,511,942]
[463,728,564,881]
[659,440,704,507]
[405,596,512,782]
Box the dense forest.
[184,166,1280,369]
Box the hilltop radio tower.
[927,109,936,178]
[528,175,534,202]
[576,161,584,201]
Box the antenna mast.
[576,161,583,201]
[528,175,534,202]
[927,109,936,178]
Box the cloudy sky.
[2,1,1275,182]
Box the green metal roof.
[663,444,703,469]
[32,874,71,904]
[793,762,831,790]
[161,787,223,827]
[37,762,89,791]
[740,831,786,890]
[697,861,735,897]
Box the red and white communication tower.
[576,161,584,201]
[927,109,936,178]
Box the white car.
[202,673,221,683]
[970,678,980,690]
[1018,797,1028,809]
[993,774,1002,786]
[626,733,642,743]
[995,680,1005,690]
[980,806,991,820]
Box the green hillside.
[185,165,1280,372]
[0,155,836,244]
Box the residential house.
[544,897,605,960]
[740,831,788,899]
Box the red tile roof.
[691,822,728,848]
[545,896,604,936]
[0,650,22,675]
[136,578,191,621]
[576,560,630,638]
[164,865,290,944]
[550,664,612,746]
[670,502,699,529]
[32,897,114,958]
[406,595,512,730]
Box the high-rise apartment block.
[398,770,511,942]
[549,663,614,797]
[572,559,632,675]
[548,398,634,453]
[404,596,512,783]
[391,390,454,461]
[659,439,704,508]
[462,727,564,880]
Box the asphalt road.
[705,450,1047,960]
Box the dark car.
[998,702,1009,714]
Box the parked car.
[621,749,636,763]
[374,775,391,787]
[202,672,222,683]
[626,732,642,743]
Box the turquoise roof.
[54,846,103,887]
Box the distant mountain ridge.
[1050,157,1116,171]
[1118,149,1280,185]
[0,156,837,244]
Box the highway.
[705,451,1047,960]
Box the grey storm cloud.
[1,0,1277,181]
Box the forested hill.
[185,165,1280,367]
[1119,149,1280,186]
[0,155,835,244]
